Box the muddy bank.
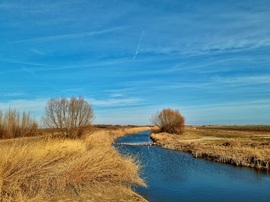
[151,131,270,172]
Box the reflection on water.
[115,131,270,202]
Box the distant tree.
[42,96,94,138]
[150,108,185,134]
[0,109,38,139]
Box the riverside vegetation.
[0,124,149,201]
[151,125,270,171]
[0,97,149,201]
[2,101,269,200]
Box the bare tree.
[151,108,185,134]
[42,96,94,138]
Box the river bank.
[0,126,149,202]
[151,125,270,171]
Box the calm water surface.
[115,130,270,202]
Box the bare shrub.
[150,108,185,134]
[42,96,94,138]
[0,109,38,139]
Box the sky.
[0,0,270,125]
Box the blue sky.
[1,0,270,125]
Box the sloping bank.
[0,126,149,202]
[151,131,270,172]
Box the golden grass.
[151,126,270,171]
[0,127,148,201]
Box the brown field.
[0,126,150,202]
[151,125,270,171]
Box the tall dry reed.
[0,109,38,139]
[0,129,146,201]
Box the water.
[115,130,270,202]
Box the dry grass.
[0,127,148,201]
[151,126,270,171]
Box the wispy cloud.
[157,74,270,92]
[20,68,69,95]
[181,99,270,125]
[8,27,126,44]
[89,97,142,107]
[181,98,270,110]
[29,48,47,56]
[0,3,14,9]
[138,2,270,57]
[22,67,37,77]
[1,0,270,125]
[0,98,47,122]
[110,93,124,98]
[2,92,25,97]
[212,75,270,86]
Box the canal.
[115,130,270,202]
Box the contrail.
[22,67,36,77]
[133,30,144,60]
[21,67,67,95]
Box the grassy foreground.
[151,125,270,171]
[0,126,149,202]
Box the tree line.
[0,96,185,139]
